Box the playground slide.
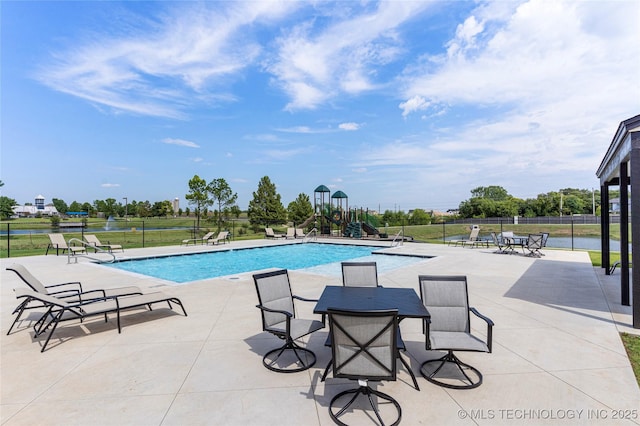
[361,222,379,236]
[299,214,316,228]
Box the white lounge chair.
[182,231,215,246]
[46,234,86,256]
[84,234,124,253]
[206,231,229,245]
[264,227,285,239]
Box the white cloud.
[398,0,640,179]
[101,183,120,188]
[36,2,298,118]
[162,138,200,148]
[339,122,360,131]
[268,1,432,110]
[399,96,430,117]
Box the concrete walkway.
[1,239,639,425]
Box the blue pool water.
[107,243,430,283]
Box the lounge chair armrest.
[470,307,494,352]
[45,281,83,292]
[292,295,318,303]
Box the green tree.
[208,178,238,232]
[470,186,510,201]
[151,200,173,217]
[68,201,83,212]
[0,196,16,219]
[137,201,152,218]
[409,208,431,225]
[185,175,211,229]
[51,198,68,214]
[247,176,286,229]
[287,193,313,226]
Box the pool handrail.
[67,238,116,264]
[303,228,318,243]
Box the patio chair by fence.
[84,234,124,253]
[524,234,544,257]
[46,234,86,256]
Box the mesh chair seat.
[429,331,489,352]
[267,318,325,340]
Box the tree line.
[0,179,614,226]
[457,186,609,219]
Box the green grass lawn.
[621,333,640,386]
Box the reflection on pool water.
[106,243,431,283]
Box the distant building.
[172,198,180,214]
[12,195,59,217]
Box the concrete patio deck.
[1,239,639,425]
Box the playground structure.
[311,185,385,239]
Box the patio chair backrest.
[541,232,549,247]
[341,262,378,287]
[468,227,480,241]
[6,263,47,294]
[84,234,100,246]
[48,233,69,249]
[419,275,470,333]
[328,308,398,381]
[490,232,500,246]
[527,234,544,250]
[253,269,295,330]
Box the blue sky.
[2,1,639,213]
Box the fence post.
[6,223,10,258]
[142,221,145,248]
[442,221,445,243]
[571,218,574,251]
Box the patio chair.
[490,232,508,254]
[181,231,215,246]
[5,263,143,334]
[524,234,544,257]
[341,261,379,287]
[46,233,86,256]
[327,308,401,426]
[448,225,480,247]
[418,275,494,389]
[295,228,305,238]
[285,228,296,239]
[83,234,124,253]
[206,231,229,245]
[540,232,549,255]
[252,269,325,373]
[13,288,187,352]
[264,227,285,239]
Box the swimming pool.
[107,243,430,283]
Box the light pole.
[123,197,128,220]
